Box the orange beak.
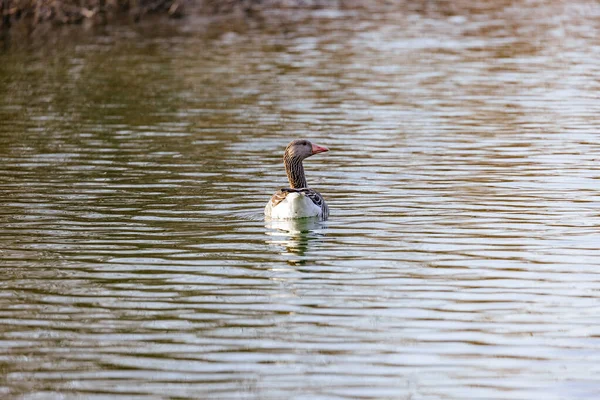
[311,143,329,154]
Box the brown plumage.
[265,140,329,220]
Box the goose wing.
[269,189,290,208]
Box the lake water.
[1,1,600,399]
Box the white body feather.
[265,192,322,219]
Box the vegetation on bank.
[0,0,334,29]
[0,0,187,29]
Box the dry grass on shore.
[0,0,340,32]
[0,0,186,29]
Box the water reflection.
[265,218,327,265]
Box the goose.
[265,139,329,220]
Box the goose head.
[284,139,329,161]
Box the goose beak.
[311,144,329,154]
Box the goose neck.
[284,154,307,188]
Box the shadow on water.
[265,218,327,265]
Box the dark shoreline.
[0,0,340,32]
[1,0,189,31]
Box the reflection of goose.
[265,218,327,263]
[265,140,329,220]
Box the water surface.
[1,1,600,399]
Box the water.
[2,1,600,399]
